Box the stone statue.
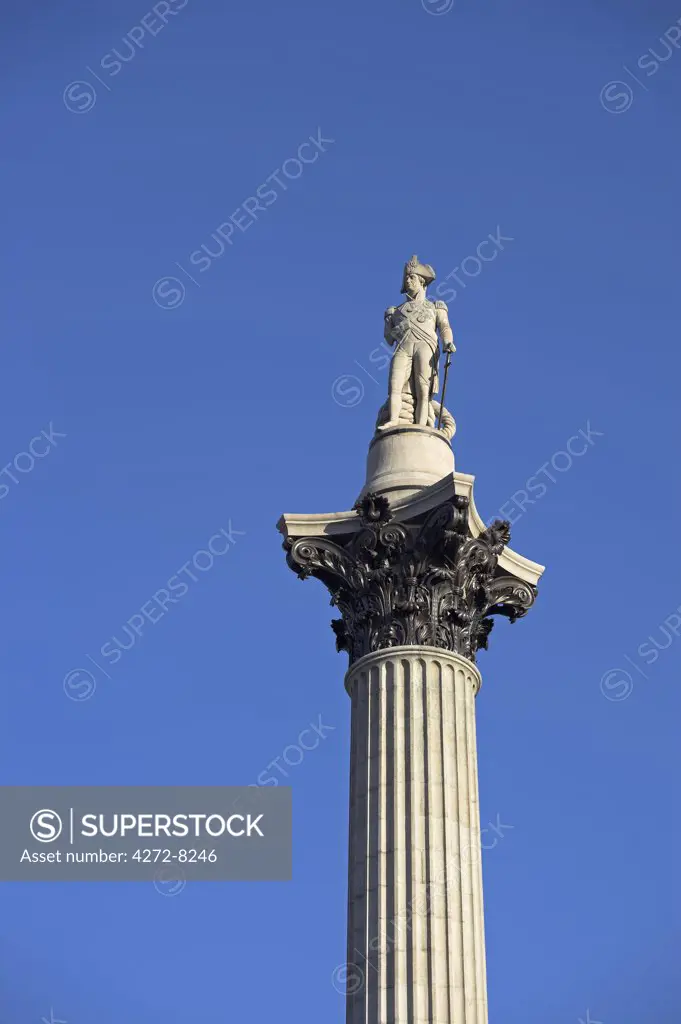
[378,254,455,432]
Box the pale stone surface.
[375,398,456,439]
[359,424,455,503]
[345,646,488,1024]
[380,255,455,431]
[277,472,545,587]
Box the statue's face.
[405,273,424,298]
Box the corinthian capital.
[280,482,539,667]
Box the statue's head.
[401,254,436,296]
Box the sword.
[436,350,452,430]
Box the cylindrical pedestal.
[344,647,487,1024]
[359,426,455,503]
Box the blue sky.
[1,0,680,1021]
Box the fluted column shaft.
[345,646,487,1024]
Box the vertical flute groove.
[393,660,407,1023]
[470,679,488,1022]
[346,648,487,1024]
[465,674,485,1024]
[379,663,388,1024]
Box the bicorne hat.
[401,254,436,294]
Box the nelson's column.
[277,255,545,1023]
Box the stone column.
[345,647,487,1024]
[278,476,544,1024]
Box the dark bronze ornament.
[351,492,394,528]
[283,494,537,665]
